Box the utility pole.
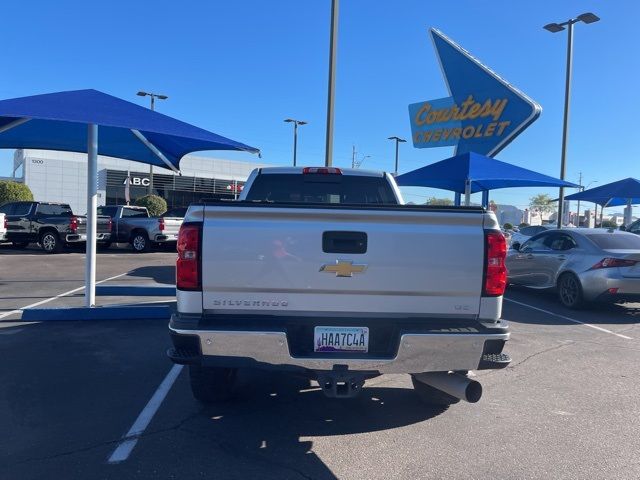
[324,0,339,167]
[351,145,356,169]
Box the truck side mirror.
[511,242,521,251]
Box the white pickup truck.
[168,167,510,406]
[0,212,6,242]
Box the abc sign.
[123,177,150,187]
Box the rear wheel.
[411,374,460,406]
[189,365,237,404]
[557,272,584,309]
[131,232,150,253]
[39,231,62,254]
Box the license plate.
[314,326,369,353]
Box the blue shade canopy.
[395,152,578,193]
[0,89,259,171]
[564,178,640,207]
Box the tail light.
[3,216,7,230]
[108,218,113,232]
[303,167,342,175]
[69,216,78,233]
[591,258,638,270]
[158,217,165,232]
[483,230,507,297]
[176,224,201,291]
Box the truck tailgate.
[76,216,112,234]
[201,206,486,316]
[161,217,183,236]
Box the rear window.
[0,203,14,214]
[122,207,148,218]
[36,203,72,216]
[586,233,640,250]
[97,206,118,218]
[162,207,187,217]
[11,203,33,216]
[245,174,398,205]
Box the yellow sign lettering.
[462,126,475,139]
[415,103,431,126]
[497,121,511,135]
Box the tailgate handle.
[323,231,367,254]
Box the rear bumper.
[168,314,510,374]
[65,233,111,243]
[580,270,640,302]
[154,233,178,243]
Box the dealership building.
[9,149,269,214]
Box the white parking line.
[0,272,128,320]
[505,297,633,340]
[108,364,184,464]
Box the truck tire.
[411,374,460,406]
[130,231,150,253]
[557,272,584,309]
[189,365,237,403]
[39,231,62,254]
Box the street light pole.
[577,172,582,226]
[284,119,307,167]
[387,136,406,175]
[137,91,168,194]
[544,12,599,229]
[324,0,339,167]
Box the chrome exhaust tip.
[413,371,482,403]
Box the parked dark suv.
[0,201,111,253]
[624,219,640,235]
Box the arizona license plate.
[314,326,369,353]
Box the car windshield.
[585,233,640,250]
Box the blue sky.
[0,0,636,212]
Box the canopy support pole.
[481,190,489,209]
[624,199,633,227]
[85,124,98,307]
[454,193,461,206]
[0,117,30,134]
[600,199,611,227]
[131,129,180,174]
[464,180,471,206]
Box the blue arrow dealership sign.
[409,29,541,156]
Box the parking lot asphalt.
[2,248,640,479]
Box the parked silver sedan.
[507,229,640,308]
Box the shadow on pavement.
[169,369,446,480]
[127,265,175,285]
[505,286,640,325]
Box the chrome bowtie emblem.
[320,260,368,277]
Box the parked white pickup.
[168,167,510,406]
[0,213,6,242]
